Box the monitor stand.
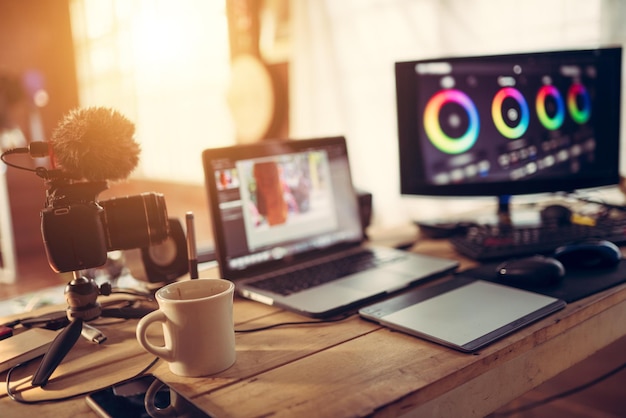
[494,194,545,228]
[496,195,512,226]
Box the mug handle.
[136,310,174,361]
[144,379,176,417]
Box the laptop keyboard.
[249,249,406,296]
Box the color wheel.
[536,85,565,130]
[491,87,530,139]
[423,89,479,154]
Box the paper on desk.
[0,328,59,373]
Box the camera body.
[41,179,169,273]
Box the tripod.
[31,272,151,387]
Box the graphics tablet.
[359,275,566,352]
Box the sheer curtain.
[70,0,234,183]
[290,0,626,227]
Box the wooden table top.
[2,239,626,417]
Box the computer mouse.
[554,239,622,269]
[496,255,565,287]
[540,204,572,226]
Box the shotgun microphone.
[49,106,140,181]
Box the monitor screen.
[396,47,622,198]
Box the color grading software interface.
[415,56,599,186]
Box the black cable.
[4,297,151,330]
[492,360,626,416]
[4,356,160,404]
[234,313,354,333]
[0,147,37,173]
[99,299,139,308]
[573,195,626,212]
[1,145,57,179]
[110,288,154,300]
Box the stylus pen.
[186,211,199,279]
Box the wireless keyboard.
[449,218,626,261]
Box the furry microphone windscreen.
[50,107,141,181]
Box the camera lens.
[100,192,169,251]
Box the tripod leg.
[32,317,84,387]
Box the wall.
[0,0,79,278]
[0,0,79,140]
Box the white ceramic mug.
[136,278,236,377]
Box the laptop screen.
[202,137,363,278]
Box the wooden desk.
[2,239,626,417]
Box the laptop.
[359,275,566,352]
[202,136,459,317]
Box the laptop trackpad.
[338,270,411,293]
[285,284,369,314]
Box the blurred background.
[1,0,626,289]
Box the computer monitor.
[395,46,622,214]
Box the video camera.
[41,177,169,273]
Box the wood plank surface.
[1,239,626,418]
[188,283,626,418]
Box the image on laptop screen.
[206,138,363,277]
[236,151,338,252]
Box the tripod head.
[64,273,115,321]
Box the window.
[70,0,235,183]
